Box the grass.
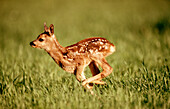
[0,0,170,108]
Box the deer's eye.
[39,38,44,42]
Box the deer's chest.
[58,60,76,73]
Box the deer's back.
[65,37,115,58]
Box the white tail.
[30,23,116,94]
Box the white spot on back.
[99,42,103,45]
[89,49,93,53]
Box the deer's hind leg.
[89,61,106,85]
[89,61,100,76]
[83,58,113,86]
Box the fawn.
[30,23,116,94]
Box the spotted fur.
[30,23,116,95]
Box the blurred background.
[0,0,169,63]
[0,0,169,108]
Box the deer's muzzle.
[30,41,36,47]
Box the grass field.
[0,0,170,108]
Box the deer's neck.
[46,37,66,64]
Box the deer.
[30,23,116,94]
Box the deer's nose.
[30,41,36,46]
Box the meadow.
[0,0,169,108]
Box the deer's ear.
[44,22,48,32]
[49,24,54,34]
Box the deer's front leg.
[74,64,86,82]
[82,58,113,86]
[75,64,94,92]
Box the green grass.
[0,0,170,108]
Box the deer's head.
[30,23,56,51]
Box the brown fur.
[30,23,116,94]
